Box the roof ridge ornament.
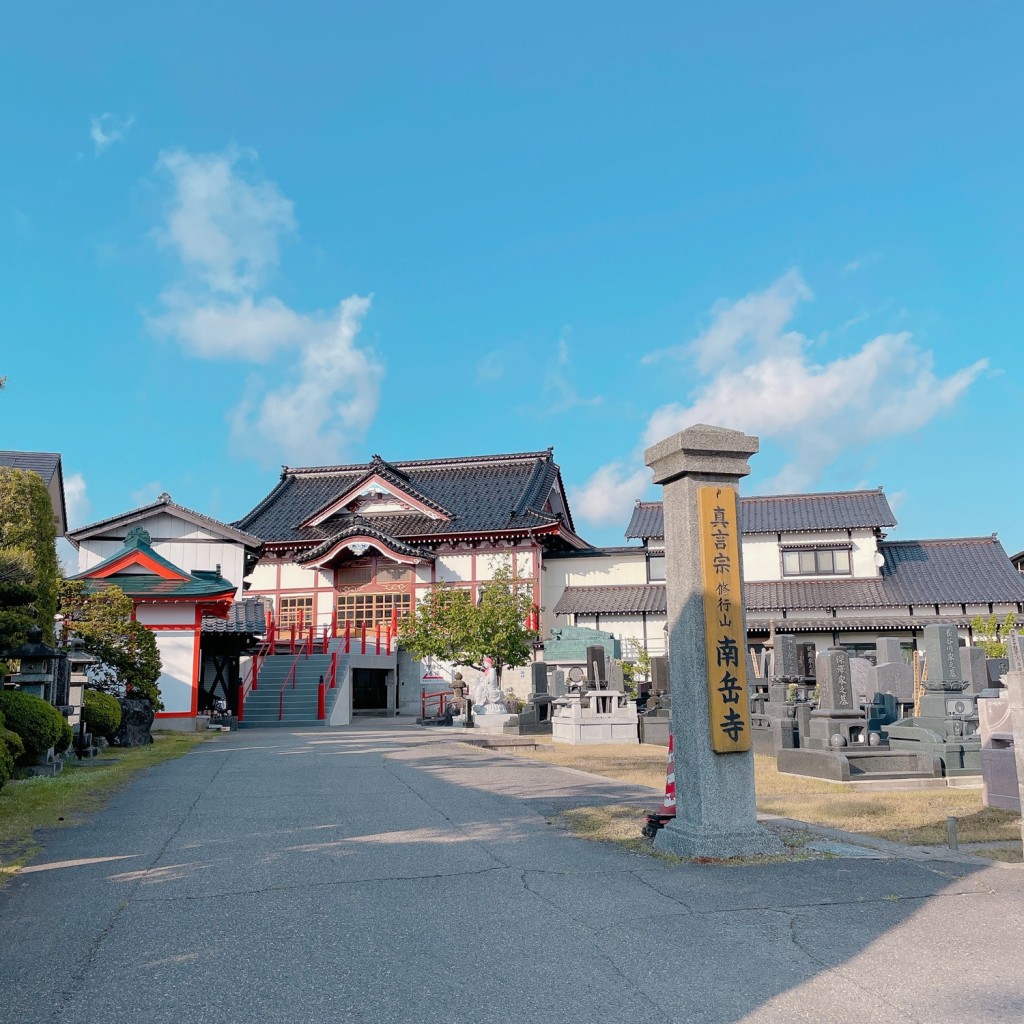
[125,525,151,546]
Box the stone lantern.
[65,638,98,729]
[5,626,58,702]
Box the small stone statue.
[472,656,508,715]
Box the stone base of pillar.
[654,819,785,860]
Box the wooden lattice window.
[336,592,412,629]
[278,595,314,629]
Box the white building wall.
[77,511,251,598]
[152,633,197,715]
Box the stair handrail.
[278,650,304,721]
[237,627,274,723]
[328,649,338,689]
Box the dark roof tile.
[626,489,898,540]
[236,450,583,546]
[553,584,666,616]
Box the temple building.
[68,496,266,724]
[235,449,588,707]
[546,488,1024,658]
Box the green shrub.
[4,726,25,762]
[83,689,122,740]
[0,711,13,789]
[56,717,73,753]
[0,690,64,763]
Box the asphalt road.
[2,721,1022,1024]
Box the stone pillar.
[645,423,783,858]
[1005,634,1024,840]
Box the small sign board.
[697,485,750,753]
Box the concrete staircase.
[238,645,348,728]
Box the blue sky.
[2,2,1022,558]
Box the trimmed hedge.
[0,690,64,763]
[82,689,122,741]
[56,717,73,754]
[0,711,14,789]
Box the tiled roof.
[0,451,61,485]
[298,519,435,564]
[553,537,1024,618]
[68,493,263,549]
[236,450,585,547]
[202,598,268,634]
[72,529,236,601]
[879,537,1024,604]
[747,615,972,634]
[553,584,667,616]
[86,573,236,599]
[625,489,898,540]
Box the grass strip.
[0,732,208,875]
[516,741,1022,847]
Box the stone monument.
[885,624,981,775]
[645,424,783,858]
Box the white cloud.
[151,147,383,464]
[151,292,312,362]
[155,148,295,295]
[475,350,505,383]
[544,328,602,412]
[90,113,134,155]
[63,473,90,529]
[643,269,811,373]
[229,296,383,465]
[572,272,987,529]
[643,307,987,492]
[569,462,650,528]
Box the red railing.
[421,689,454,720]
[278,651,303,721]
[237,619,276,723]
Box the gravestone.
[802,648,869,750]
[875,637,905,667]
[796,642,817,680]
[516,661,554,735]
[886,624,981,775]
[961,647,989,696]
[645,423,783,858]
[849,657,875,703]
[774,635,800,679]
[586,645,607,688]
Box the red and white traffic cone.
[659,733,676,816]
[642,733,677,837]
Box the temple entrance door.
[353,668,388,714]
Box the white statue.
[472,656,507,714]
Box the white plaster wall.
[850,529,881,578]
[154,633,196,714]
[436,554,473,582]
[136,604,194,626]
[249,562,277,591]
[279,562,316,588]
[477,552,514,579]
[740,536,782,581]
[77,513,251,597]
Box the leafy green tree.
[58,580,164,710]
[399,562,538,682]
[969,612,1018,658]
[0,468,59,650]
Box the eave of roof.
[553,584,667,616]
[68,494,264,550]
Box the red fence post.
[252,656,259,692]
[344,619,351,654]
[361,622,367,654]
[290,627,296,655]
[318,678,326,721]
[331,610,338,639]
[322,625,329,654]
[375,623,381,655]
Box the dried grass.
[516,741,1023,847]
